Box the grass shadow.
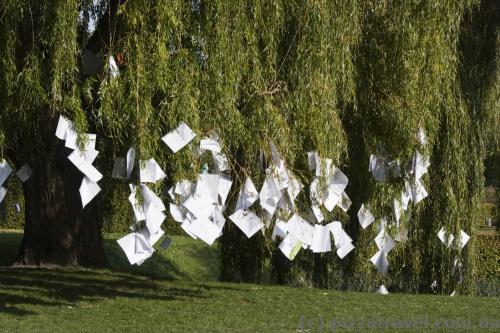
[0,231,222,317]
[0,267,210,317]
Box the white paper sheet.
[315,156,333,178]
[269,141,283,165]
[271,161,291,190]
[211,206,226,232]
[79,176,101,208]
[213,152,230,172]
[457,230,470,250]
[67,150,103,183]
[200,138,221,153]
[368,154,377,172]
[72,145,99,164]
[117,233,153,265]
[394,226,408,243]
[218,175,232,205]
[180,219,198,239]
[336,241,355,259]
[145,208,166,234]
[287,214,314,248]
[370,155,400,180]
[376,284,389,295]
[401,181,413,210]
[162,122,196,153]
[321,168,348,212]
[235,177,259,211]
[323,185,342,212]
[195,173,220,204]
[375,229,396,253]
[417,127,427,145]
[0,186,7,203]
[412,151,430,180]
[143,225,160,245]
[187,216,222,245]
[148,229,165,247]
[126,147,136,178]
[389,159,402,178]
[437,226,454,248]
[174,180,196,200]
[140,158,166,183]
[309,177,323,207]
[271,219,288,241]
[370,249,389,274]
[369,154,387,182]
[327,221,353,249]
[16,164,32,183]
[128,184,146,222]
[109,55,119,78]
[140,184,166,212]
[0,160,13,187]
[279,233,303,260]
[55,115,72,140]
[311,205,324,223]
[66,131,95,151]
[229,209,264,238]
[136,228,157,250]
[339,191,352,212]
[277,194,291,212]
[393,198,403,225]
[411,179,428,204]
[330,167,348,196]
[64,127,78,149]
[307,151,318,171]
[183,193,215,219]
[167,186,175,200]
[286,171,303,206]
[310,224,332,253]
[357,204,375,229]
[259,176,282,216]
[170,203,187,223]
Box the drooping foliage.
[0,0,497,293]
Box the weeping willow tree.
[0,0,497,295]
[0,0,108,266]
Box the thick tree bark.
[12,117,108,267]
[9,0,126,268]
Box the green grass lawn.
[0,230,219,281]
[1,231,499,332]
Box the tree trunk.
[9,0,125,268]
[12,120,108,267]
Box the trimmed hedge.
[474,230,500,296]
[476,231,500,278]
[0,178,24,229]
